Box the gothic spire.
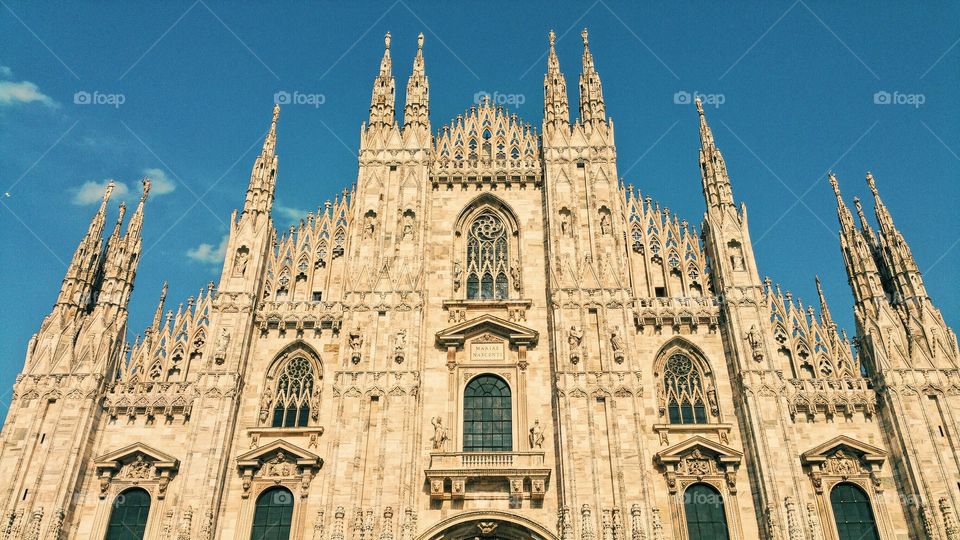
[125,178,150,241]
[544,29,569,128]
[577,28,606,126]
[865,172,929,306]
[403,32,429,130]
[815,275,835,330]
[697,98,735,212]
[852,196,877,245]
[242,105,281,217]
[830,172,886,309]
[829,173,856,236]
[369,31,396,128]
[151,281,168,332]
[55,181,114,310]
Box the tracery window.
[683,483,730,540]
[104,488,151,540]
[831,483,880,540]
[251,487,293,540]
[465,212,510,300]
[663,353,708,424]
[463,375,512,452]
[271,357,315,428]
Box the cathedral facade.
[2,29,959,540]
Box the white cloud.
[71,179,131,206]
[0,66,12,78]
[0,80,55,107]
[275,204,308,225]
[186,234,229,265]
[142,167,176,196]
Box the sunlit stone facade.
[1,29,958,540]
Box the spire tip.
[384,31,391,50]
[581,28,588,45]
[417,32,424,50]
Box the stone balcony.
[425,451,551,501]
[632,296,720,332]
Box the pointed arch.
[654,338,718,425]
[454,194,521,301]
[263,341,323,428]
[454,193,520,234]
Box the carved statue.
[430,416,449,450]
[745,324,764,362]
[568,326,584,348]
[599,213,611,235]
[402,213,414,240]
[453,260,463,291]
[363,216,375,239]
[259,391,273,422]
[394,330,406,353]
[528,419,545,449]
[610,326,625,352]
[232,250,248,277]
[214,328,230,363]
[511,261,521,291]
[349,328,363,364]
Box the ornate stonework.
[0,28,954,540]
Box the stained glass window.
[104,488,151,540]
[466,212,509,300]
[271,357,315,428]
[663,353,708,424]
[831,483,880,540]
[684,484,729,540]
[251,487,293,540]
[463,375,512,452]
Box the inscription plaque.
[471,342,505,362]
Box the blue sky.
[1,1,958,414]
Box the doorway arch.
[419,512,557,540]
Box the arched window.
[251,487,293,540]
[104,488,151,540]
[683,483,729,540]
[465,212,510,300]
[272,356,315,428]
[463,375,512,452]
[663,353,708,424]
[831,483,880,540]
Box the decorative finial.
[865,171,877,195]
[417,32,424,50]
[103,180,115,202]
[581,28,588,45]
[272,103,280,124]
[549,30,556,48]
[828,172,841,197]
[384,31,391,50]
[140,177,151,199]
[695,96,704,115]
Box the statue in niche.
[349,328,363,364]
[259,391,273,422]
[744,324,764,362]
[568,325,584,348]
[610,326,625,353]
[452,260,463,291]
[528,419,545,449]
[232,249,248,277]
[363,215,375,239]
[430,416,449,450]
[402,213,415,240]
[560,213,571,236]
[394,330,407,363]
[729,243,745,271]
[511,260,521,291]
[214,328,230,364]
[599,213,611,235]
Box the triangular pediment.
[801,435,886,465]
[236,439,321,469]
[655,435,742,466]
[95,442,179,470]
[436,314,538,348]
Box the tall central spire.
[55,181,114,310]
[369,31,396,128]
[578,28,606,126]
[697,98,735,212]
[543,30,569,129]
[403,32,429,130]
[243,105,281,217]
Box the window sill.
[247,427,325,450]
[652,423,732,446]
